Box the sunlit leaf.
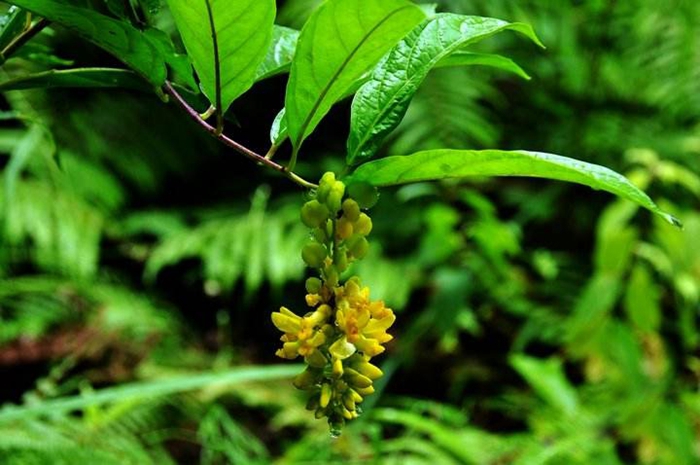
[0,5,28,51]
[435,51,530,79]
[166,0,275,112]
[347,14,543,165]
[255,26,299,82]
[285,0,425,158]
[348,149,680,225]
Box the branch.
[163,82,317,189]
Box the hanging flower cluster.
[271,172,394,435]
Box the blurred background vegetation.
[1,0,699,463]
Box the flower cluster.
[271,172,393,435]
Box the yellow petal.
[271,311,301,334]
[329,336,357,360]
[320,383,332,408]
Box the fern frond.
[144,189,308,295]
[389,67,500,155]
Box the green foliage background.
[1,0,699,463]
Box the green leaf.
[510,354,579,415]
[0,5,28,51]
[166,0,276,113]
[0,68,150,92]
[348,149,681,226]
[347,14,543,165]
[435,51,530,80]
[624,264,661,332]
[255,25,299,82]
[6,0,181,86]
[270,108,288,146]
[0,364,302,422]
[285,0,425,160]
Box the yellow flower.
[271,305,332,359]
[334,277,396,357]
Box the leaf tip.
[663,213,683,229]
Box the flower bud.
[317,172,336,203]
[342,392,356,412]
[300,200,330,228]
[305,277,322,294]
[336,217,353,240]
[354,213,373,236]
[304,349,327,368]
[342,198,361,222]
[294,368,319,390]
[345,368,373,388]
[312,226,327,242]
[326,181,346,213]
[302,242,327,268]
[347,235,369,260]
[320,383,332,408]
[335,249,349,273]
[351,359,383,380]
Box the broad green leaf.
[0,6,28,51]
[255,26,299,82]
[6,0,182,86]
[347,14,544,165]
[285,0,425,158]
[0,68,150,92]
[435,51,530,80]
[347,149,680,226]
[166,0,275,113]
[269,52,520,148]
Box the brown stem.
[163,82,317,189]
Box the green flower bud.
[306,396,319,411]
[301,200,330,228]
[313,226,327,243]
[302,242,327,268]
[354,213,373,236]
[305,277,322,294]
[347,235,369,260]
[335,248,349,273]
[347,182,378,209]
[345,368,373,388]
[342,198,361,222]
[317,172,336,202]
[336,217,353,240]
[294,368,320,390]
[305,349,328,368]
[326,184,345,213]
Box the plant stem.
[0,18,50,65]
[163,82,318,190]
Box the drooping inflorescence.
[271,172,393,436]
